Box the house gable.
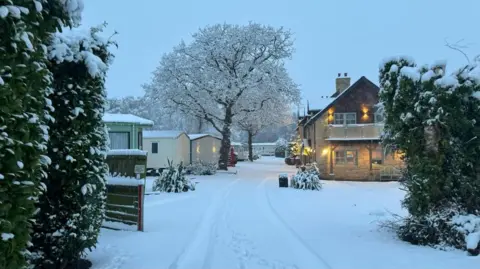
[305,76,379,127]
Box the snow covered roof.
[231,142,244,146]
[103,113,154,126]
[143,130,185,139]
[188,133,222,140]
[107,149,148,156]
[252,142,277,146]
[106,176,145,186]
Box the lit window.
[335,150,358,165]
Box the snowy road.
[89,157,479,269]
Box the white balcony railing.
[326,124,383,140]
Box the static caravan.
[188,134,222,163]
[231,142,248,161]
[252,142,277,156]
[103,113,154,150]
[143,130,190,172]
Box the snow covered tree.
[30,25,115,268]
[379,56,480,251]
[236,95,292,161]
[144,23,300,170]
[152,160,196,192]
[275,137,288,154]
[0,1,82,268]
[290,134,303,156]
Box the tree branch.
[445,38,471,64]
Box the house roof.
[304,76,379,127]
[188,133,222,141]
[143,130,185,139]
[103,113,154,126]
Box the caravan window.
[152,142,158,154]
[109,132,130,149]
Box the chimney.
[335,72,351,94]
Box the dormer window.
[333,113,356,125]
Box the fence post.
[137,184,144,232]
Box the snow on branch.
[48,23,116,78]
[143,22,300,134]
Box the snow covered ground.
[89,157,479,269]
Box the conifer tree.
[0,1,81,268]
[30,25,115,268]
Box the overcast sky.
[81,0,479,109]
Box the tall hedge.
[0,1,80,268]
[30,25,115,269]
[379,57,480,250]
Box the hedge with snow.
[379,56,480,254]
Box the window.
[345,150,357,164]
[333,113,357,125]
[138,131,143,149]
[109,132,129,149]
[335,150,358,165]
[372,147,383,161]
[334,114,344,125]
[152,142,158,154]
[335,150,345,164]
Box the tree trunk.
[218,107,233,170]
[248,130,254,162]
[197,118,203,133]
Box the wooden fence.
[104,181,145,231]
[104,149,148,231]
[106,149,148,178]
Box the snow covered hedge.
[379,56,480,254]
[31,24,116,268]
[153,161,196,193]
[0,1,83,268]
[185,161,217,175]
[290,168,322,191]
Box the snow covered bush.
[185,161,217,175]
[290,169,322,191]
[379,56,480,253]
[30,25,116,268]
[0,2,82,268]
[153,161,196,193]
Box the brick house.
[297,73,403,181]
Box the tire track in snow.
[258,178,333,269]
[168,178,240,269]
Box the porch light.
[322,148,329,156]
[212,145,216,153]
[196,144,200,153]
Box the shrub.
[185,161,217,175]
[290,169,322,191]
[153,160,196,193]
[396,205,480,255]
